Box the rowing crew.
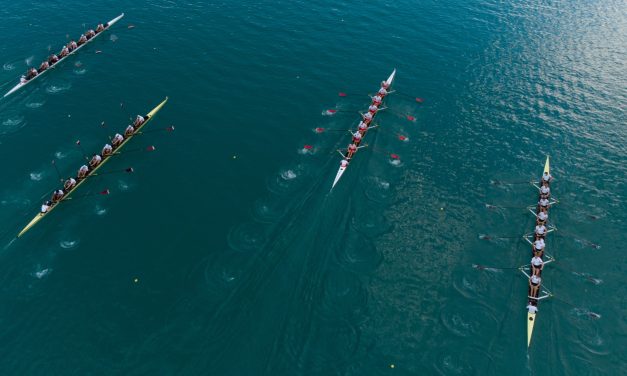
[527,168,553,313]
[21,22,108,83]
[39,116,145,213]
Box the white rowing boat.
[4,13,124,98]
[331,69,396,190]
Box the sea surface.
[0,0,625,374]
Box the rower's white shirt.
[358,122,367,130]
[530,275,541,284]
[378,88,387,95]
[527,304,538,313]
[41,204,50,213]
[540,186,550,194]
[93,155,102,162]
[364,113,372,119]
[542,173,552,182]
[68,178,76,185]
[537,211,548,221]
[535,225,546,234]
[340,160,348,167]
[353,132,362,139]
[125,125,134,132]
[539,198,549,206]
[531,256,543,266]
[79,165,88,172]
[368,105,378,112]
[113,134,123,142]
[373,95,382,102]
[534,239,545,249]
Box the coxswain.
[534,223,547,239]
[533,238,545,256]
[540,183,550,199]
[538,197,550,211]
[340,159,349,169]
[59,45,70,57]
[541,170,552,184]
[26,68,38,80]
[96,23,105,33]
[77,164,89,179]
[346,143,357,159]
[86,29,96,39]
[352,130,362,146]
[133,115,145,127]
[89,154,102,168]
[358,121,368,135]
[101,143,113,157]
[63,177,77,191]
[111,133,124,148]
[41,200,52,213]
[48,54,59,65]
[68,40,78,51]
[372,95,382,106]
[20,76,27,84]
[78,34,88,45]
[536,210,548,225]
[362,111,373,124]
[381,80,390,90]
[38,61,49,73]
[378,86,388,97]
[531,255,544,276]
[124,125,135,137]
[526,302,538,314]
[51,189,64,203]
[368,104,378,114]
[529,274,542,298]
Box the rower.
[540,183,550,199]
[368,104,378,114]
[538,197,550,211]
[59,45,70,57]
[346,143,357,159]
[536,210,548,225]
[111,133,124,148]
[86,29,96,39]
[133,115,145,127]
[362,111,373,124]
[534,223,547,239]
[372,95,382,106]
[20,76,27,84]
[41,200,52,213]
[378,86,388,97]
[96,24,105,33]
[381,80,390,90]
[68,40,78,51]
[48,54,59,65]
[358,121,368,135]
[541,171,552,184]
[532,238,545,257]
[26,68,38,80]
[526,301,538,314]
[77,164,89,179]
[352,130,362,146]
[51,189,64,203]
[124,125,135,137]
[38,61,49,73]
[529,274,542,298]
[89,154,102,168]
[340,159,349,169]
[63,177,77,191]
[78,34,87,45]
[102,144,113,157]
[531,255,544,276]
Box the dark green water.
[0,0,625,374]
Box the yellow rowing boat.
[17,97,168,237]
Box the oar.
[314,127,352,134]
[395,91,425,103]
[490,179,535,186]
[75,140,90,161]
[113,145,156,155]
[50,160,64,182]
[65,189,111,200]
[91,167,134,177]
[135,125,175,135]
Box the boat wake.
[73,68,87,75]
[45,83,71,94]
[25,56,33,65]
[29,172,43,181]
[60,239,79,249]
[3,62,15,71]
[26,101,45,109]
[1,116,26,134]
[33,267,53,279]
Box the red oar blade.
[125,167,134,173]
[416,97,424,103]
[338,92,347,97]
[146,145,156,151]
[167,125,175,131]
[406,115,416,122]
[100,189,110,195]
[315,127,325,133]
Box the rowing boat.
[4,13,124,98]
[520,156,557,347]
[17,97,168,237]
[330,69,396,190]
